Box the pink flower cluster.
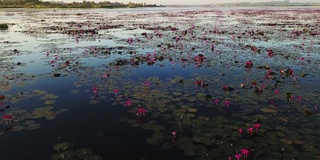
[245,60,253,68]
[136,107,147,117]
[194,80,205,87]
[238,123,261,135]
[228,148,250,160]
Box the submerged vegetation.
[0,0,158,8]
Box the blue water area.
[0,98,194,160]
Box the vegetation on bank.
[0,23,9,30]
[0,0,159,8]
[1,0,319,8]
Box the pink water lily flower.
[253,123,261,133]
[113,89,119,97]
[240,148,250,158]
[297,96,302,104]
[2,114,13,125]
[127,38,133,44]
[214,99,219,106]
[245,60,253,68]
[194,80,205,87]
[144,81,151,87]
[172,131,177,138]
[2,115,13,120]
[289,95,295,102]
[288,68,294,75]
[92,87,98,94]
[136,107,147,117]
[223,85,228,90]
[234,153,242,160]
[247,127,254,135]
[224,100,230,107]
[238,128,243,134]
[125,100,131,106]
[267,49,273,57]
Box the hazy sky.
[47,0,320,5]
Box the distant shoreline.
[1,1,319,9]
[0,6,162,9]
[1,5,319,9]
[165,3,320,7]
[0,0,160,9]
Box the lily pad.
[260,107,277,113]
[187,108,198,113]
[76,148,93,159]
[53,142,73,151]
[24,123,41,130]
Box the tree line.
[0,0,158,8]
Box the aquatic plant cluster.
[51,142,102,160]
[1,7,320,160]
[0,90,67,135]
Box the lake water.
[0,6,320,160]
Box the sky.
[46,0,320,5]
